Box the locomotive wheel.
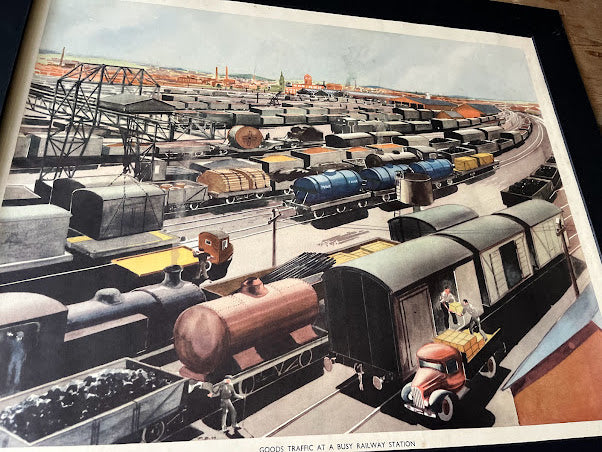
[237,376,256,396]
[436,395,455,422]
[141,420,165,443]
[336,205,347,213]
[313,210,325,219]
[298,349,313,368]
[255,192,264,199]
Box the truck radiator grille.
[411,387,426,409]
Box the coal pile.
[508,178,546,196]
[0,368,172,442]
[532,165,556,178]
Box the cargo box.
[0,205,70,265]
[472,153,494,166]
[454,156,478,171]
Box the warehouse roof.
[494,199,562,227]
[502,284,602,390]
[465,103,501,115]
[389,204,479,233]
[437,215,524,252]
[406,96,457,107]
[335,235,473,294]
[98,94,175,114]
[439,110,463,119]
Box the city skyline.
[41,0,537,101]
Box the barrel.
[365,152,420,168]
[227,125,263,149]
[360,164,409,191]
[293,169,362,204]
[409,159,454,181]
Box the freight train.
[323,200,572,399]
[0,200,571,443]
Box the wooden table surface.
[495,0,602,131]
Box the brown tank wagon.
[174,278,320,379]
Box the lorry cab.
[415,343,466,395]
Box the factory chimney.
[226,66,229,80]
[215,66,218,80]
[59,47,65,66]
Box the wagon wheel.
[313,210,325,219]
[225,196,236,205]
[336,205,347,213]
[434,181,442,189]
[141,420,166,443]
[357,200,368,208]
[381,193,391,202]
[283,188,294,195]
[255,192,264,199]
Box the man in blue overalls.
[207,375,245,432]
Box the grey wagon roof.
[392,204,479,232]
[333,235,473,294]
[436,215,524,252]
[494,199,562,227]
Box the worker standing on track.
[207,375,245,432]
[193,249,211,283]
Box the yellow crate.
[349,249,371,258]
[454,156,478,171]
[448,301,464,315]
[360,240,395,253]
[329,252,356,264]
[467,334,478,348]
[473,153,494,166]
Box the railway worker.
[193,249,211,283]
[6,331,26,391]
[461,299,487,342]
[207,374,245,432]
[439,286,459,328]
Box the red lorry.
[401,329,503,422]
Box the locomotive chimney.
[162,265,184,288]
[240,277,268,297]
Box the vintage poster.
[0,0,600,451]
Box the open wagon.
[0,359,187,447]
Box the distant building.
[284,73,326,94]
[436,110,463,119]
[502,284,602,425]
[454,103,501,118]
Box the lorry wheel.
[141,421,165,443]
[479,356,497,379]
[437,395,455,422]
[401,383,412,403]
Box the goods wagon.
[323,200,570,392]
[501,176,554,207]
[293,169,363,205]
[364,151,420,168]
[431,118,458,131]
[0,359,186,446]
[69,184,165,240]
[196,167,271,203]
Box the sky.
[40,0,537,101]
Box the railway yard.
[0,65,591,447]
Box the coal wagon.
[0,359,187,447]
